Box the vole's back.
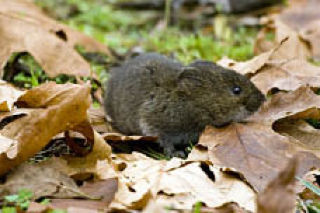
[105,53,182,135]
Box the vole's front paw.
[163,146,186,158]
[171,151,186,158]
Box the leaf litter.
[0,0,320,212]
[0,0,112,78]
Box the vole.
[104,53,265,157]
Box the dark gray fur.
[104,53,265,157]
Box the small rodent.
[104,53,265,157]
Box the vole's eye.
[232,86,242,95]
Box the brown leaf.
[219,39,320,94]
[0,0,111,55]
[50,178,118,211]
[274,119,320,154]
[198,86,320,192]
[257,157,297,213]
[0,0,112,78]
[300,20,320,60]
[62,131,112,177]
[0,163,86,199]
[251,60,320,94]
[198,123,320,192]
[0,13,89,78]
[88,107,116,134]
[27,202,52,213]
[254,15,311,59]
[0,82,91,176]
[110,153,256,212]
[250,87,320,124]
[218,42,283,76]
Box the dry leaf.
[0,82,91,176]
[251,60,320,94]
[199,123,292,192]
[63,131,112,177]
[279,0,320,60]
[88,107,115,134]
[219,39,320,94]
[110,153,256,212]
[0,0,112,78]
[27,202,52,213]
[0,163,86,199]
[217,41,283,76]
[254,16,311,59]
[50,178,118,211]
[0,81,25,112]
[250,87,320,124]
[274,119,320,153]
[257,157,297,213]
[156,162,256,211]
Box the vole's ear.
[177,67,204,95]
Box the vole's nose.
[245,91,265,112]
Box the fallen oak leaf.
[218,40,320,94]
[199,123,320,192]
[257,157,297,213]
[274,119,320,155]
[50,178,118,211]
[278,0,320,60]
[251,60,320,94]
[0,162,93,199]
[0,0,112,57]
[217,38,287,76]
[0,82,91,176]
[249,87,320,124]
[0,13,91,78]
[0,0,112,78]
[254,15,311,59]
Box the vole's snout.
[245,91,266,112]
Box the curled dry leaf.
[250,87,320,124]
[254,15,311,59]
[257,157,297,213]
[110,153,255,212]
[219,39,320,94]
[0,0,111,78]
[251,59,320,94]
[279,0,320,60]
[217,39,285,76]
[274,119,320,156]
[199,124,320,192]
[255,0,320,60]
[0,162,118,209]
[0,81,25,112]
[0,82,92,176]
[62,131,112,178]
